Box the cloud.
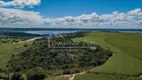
[0,8,142,28]
[0,0,41,8]
[128,8,141,16]
[46,8,142,28]
[0,8,44,27]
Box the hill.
[73,32,142,80]
[0,32,112,80]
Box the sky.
[0,0,142,28]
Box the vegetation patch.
[4,32,112,80]
[73,32,142,76]
[74,73,142,80]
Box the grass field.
[0,42,31,68]
[106,33,142,60]
[74,73,142,80]
[73,32,142,76]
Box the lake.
[25,31,79,35]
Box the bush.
[26,67,46,80]
[0,73,8,80]
[63,69,72,74]
[24,44,28,47]
[11,72,23,80]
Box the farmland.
[74,73,142,80]
[73,32,142,79]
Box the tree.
[11,72,23,80]
[26,67,46,80]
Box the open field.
[0,42,31,68]
[106,33,142,60]
[74,73,142,80]
[73,32,142,76]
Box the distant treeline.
[0,31,41,36]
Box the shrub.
[63,69,72,74]
[11,72,23,80]
[26,67,46,80]
[0,73,8,80]
[24,44,28,47]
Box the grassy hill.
[0,32,112,80]
[73,32,142,79]
[0,32,142,80]
[74,73,142,80]
[0,42,30,68]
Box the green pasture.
[73,32,142,76]
[0,42,31,68]
[74,73,142,80]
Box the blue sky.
[0,0,142,28]
[23,0,142,18]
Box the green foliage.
[11,72,24,80]
[45,76,69,80]
[7,33,112,76]
[26,67,46,80]
[0,73,9,80]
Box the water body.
[25,31,79,35]
[1,28,142,35]
[25,30,142,35]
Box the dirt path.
[13,37,42,44]
[140,75,142,78]
[58,71,87,80]
[60,71,86,80]
[69,74,75,80]
[70,72,87,80]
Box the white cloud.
[46,8,142,28]
[0,0,41,8]
[0,8,44,27]
[0,8,142,28]
[127,8,141,15]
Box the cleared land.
[0,42,31,68]
[73,32,142,77]
[74,73,142,80]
